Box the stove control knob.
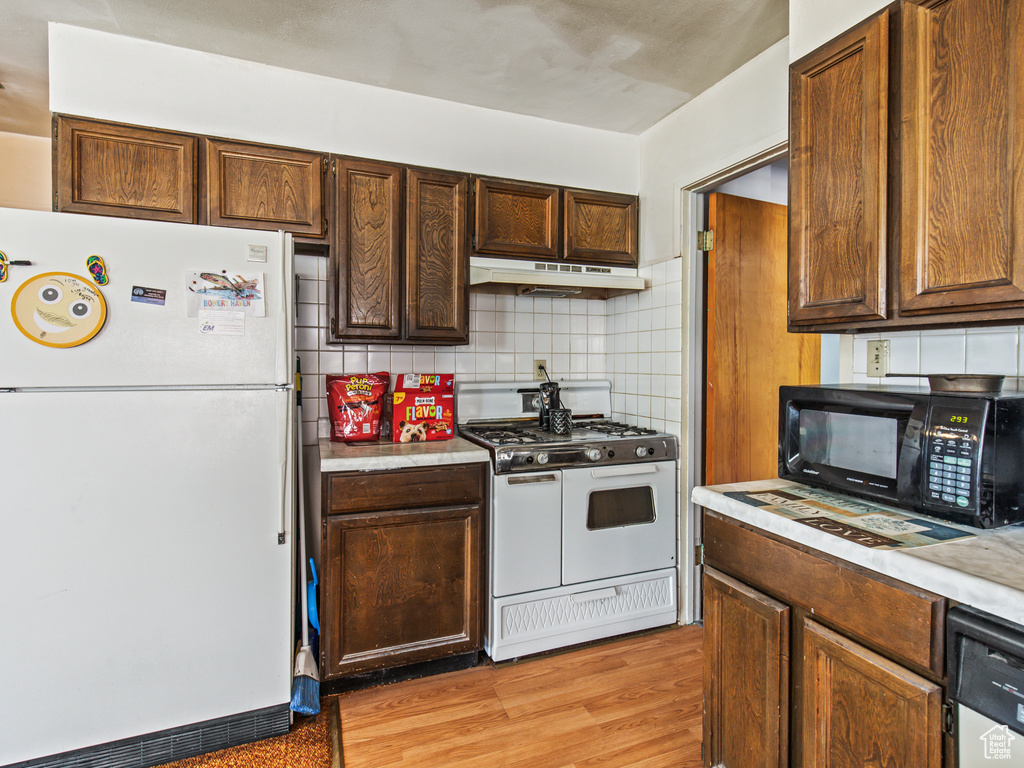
[635,446,647,458]
[587,448,603,462]
[536,453,549,465]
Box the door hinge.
[322,519,327,540]
[330,316,338,337]
[696,230,714,252]
[942,701,955,738]
[322,156,329,174]
[695,543,704,566]
[331,159,337,178]
[700,741,705,763]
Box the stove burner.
[468,428,543,445]
[585,422,659,438]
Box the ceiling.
[0,0,787,138]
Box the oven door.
[561,461,677,586]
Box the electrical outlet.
[533,359,548,381]
[867,340,890,377]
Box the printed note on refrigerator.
[198,310,245,336]
[186,271,265,317]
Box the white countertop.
[318,436,490,472]
[692,479,1024,626]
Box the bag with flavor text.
[392,374,455,443]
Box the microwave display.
[798,409,899,479]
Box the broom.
[291,360,320,716]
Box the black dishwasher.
[948,605,1024,766]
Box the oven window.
[798,409,898,479]
[587,487,656,529]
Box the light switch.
[867,340,890,377]
[247,245,268,263]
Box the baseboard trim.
[4,703,290,768]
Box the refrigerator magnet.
[86,255,109,286]
[11,272,108,348]
[0,251,7,283]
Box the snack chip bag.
[326,372,390,442]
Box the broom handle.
[297,372,309,650]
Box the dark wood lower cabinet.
[320,464,485,679]
[703,567,789,768]
[702,511,947,768]
[801,618,942,768]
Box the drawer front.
[703,511,946,675]
[327,464,485,514]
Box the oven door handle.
[506,474,559,485]
[590,464,659,479]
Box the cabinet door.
[789,11,889,325]
[801,617,942,768]
[563,189,638,266]
[473,177,560,260]
[405,168,469,344]
[900,0,1024,314]
[703,567,789,768]
[321,504,481,678]
[204,139,325,237]
[331,158,403,341]
[54,115,196,223]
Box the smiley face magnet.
[12,272,108,348]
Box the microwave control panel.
[922,400,988,512]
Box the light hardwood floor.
[332,625,703,768]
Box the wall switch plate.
[247,244,268,262]
[533,360,548,381]
[867,340,890,377]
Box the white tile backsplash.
[854,326,1024,385]
[295,256,685,443]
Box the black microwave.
[779,384,1024,528]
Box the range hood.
[470,256,646,299]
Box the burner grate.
[585,422,659,437]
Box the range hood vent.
[470,257,645,300]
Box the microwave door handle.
[897,400,930,502]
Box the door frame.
[679,141,788,625]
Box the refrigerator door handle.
[277,387,293,545]
[275,231,295,387]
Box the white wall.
[0,132,51,211]
[48,24,638,195]
[790,0,890,62]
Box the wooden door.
[204,139,325,237]
[705,192,820,485]
[331,158,403,341]
[54,115,196,223]
[788,10,890,325]
[563,188,638,266]
[899,0,1024,314]
[405,168,470,344]
[801,617,942,768]
[473,177,560,260]
[321,504,481,678]
[703,567,789,768]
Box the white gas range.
[456,380,679,662]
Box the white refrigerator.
[0,209,296,766]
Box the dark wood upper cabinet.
[405,168,469,344]
[204,139,326,238]
[788,10,890,326]
[789,0,1024,331]
[801,618,942,768]
[54,115,196,223]
[564,188,639,266]
[473,177,560,260]
[331,158,403,341]
[899,0,1024,315]
[703,567,789,768]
